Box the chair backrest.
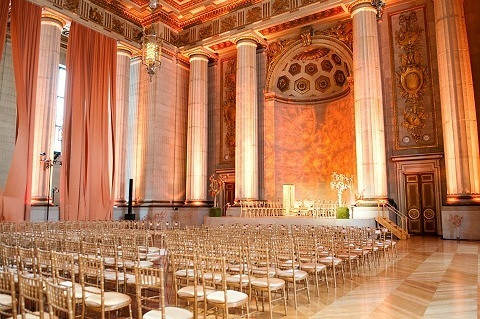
[45,280,75,319]
[134,266,165,319]
[18,246,37,275]
[36,248,53,280]
[18,273,46,318]
[0,270,17,318]
[52,251,76,285]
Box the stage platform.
[204,216,376,228]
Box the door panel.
[405,173,437,234]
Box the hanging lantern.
[142,26,162,81]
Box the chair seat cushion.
[143,307,193,319]
[59,281,101,300]
[226,274,255,284]
[301,263,326,272]
[175,269,195,278]
[202,272,223,282]
[11,312,55,319]
[124,260,153,268]
[252,267,277,276]
[85,291,130,308]
[206,290,248,305]
[277,269,308,280]
[0,293,12,307]
[104,271,136,283]
[177,286,214,298]
[251,277,285,289]
[319,257,342,265]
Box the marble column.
[349,1,388,201]
[113,46,132,205]
[434,0,480,203]
[235,37,259,201]
[185,53,209,204]
[31,13,65,205]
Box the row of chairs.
[240,201,285,217]
[0,265,192,319]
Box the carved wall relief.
[390,7,437,149]
[220,57,237,165]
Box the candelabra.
[40,152,62,221]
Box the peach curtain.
[0,0,8,60]
[0,0,41,221]
[60,22,116,221]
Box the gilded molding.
[220,57,237,164]
[389,6,437,150]
[314,20,353,50]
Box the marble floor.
[240,236,479,319]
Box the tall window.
[53,65,66,153]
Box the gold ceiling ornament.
[300,27,313,47]
[395,11,429,142]
[292,47,330,61]
[142,25,162,82]
[315,21,353,50]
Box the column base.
[355,197,388,207]
[184,200,212,207]
[446,194,480,205]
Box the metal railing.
[377,201,409,235]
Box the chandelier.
[142,26,162,81]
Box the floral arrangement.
[449,214,463,228]
[330,172,354,207]
[209,174,225,208]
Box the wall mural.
[220,57,237,165]
[390,6,438,149]
[272,95,356,200]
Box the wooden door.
[224,182,235,207]
[405,173,437,234]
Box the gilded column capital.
[183,47,216,61]
[347,0,386,19]
[233,31,267,47]
[41,10,67,30]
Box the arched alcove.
[263,37,356,203]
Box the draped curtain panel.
[60,22,116,221]
[0,0,9,60]
[0,0,41,221]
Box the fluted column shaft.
[235,38,259,200]
[434,0,480,203]
[185,54,209,203]
[113,48,131,205]
[31,14,64,204]
[350,2,388,200]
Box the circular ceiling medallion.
[408,209,420,220]
[423,209,435,220]
[423,134,431,141]
[402,136,411,144]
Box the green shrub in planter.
[209,207,222,217]
[336,207,349,219]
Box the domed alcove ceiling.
[267,37,353,103]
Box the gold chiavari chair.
[249,243,287,319]
[134,266,193,319]
[45,281,76,319]
[199,255,250,319]
[17,273,46,318]
[276,241,310,309]
[36,249,54,281]
[0,270,16,318]
[78,255,133,319]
